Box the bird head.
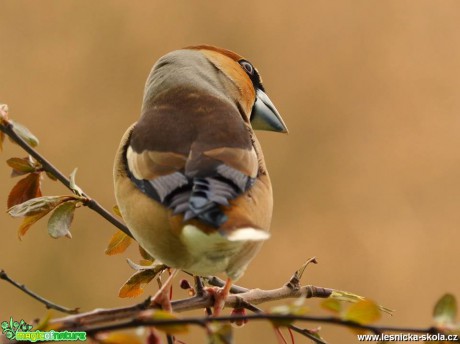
[187,45,288,134]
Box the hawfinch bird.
[113,45,287,312]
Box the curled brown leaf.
[7,172,42,209]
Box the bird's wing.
[125,90,258,228]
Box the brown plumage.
[114,45,287,310]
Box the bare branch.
[48,283,333,330]
[68,314,450,341]
[0,269,79,314]
[0,120,132,238]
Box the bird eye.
[240,61,254,75]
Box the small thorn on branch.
[287,257,318,290]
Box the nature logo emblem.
[1,316,86,342]
[1,317,33,340]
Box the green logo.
[1,317,86,342]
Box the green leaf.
[433,293,457,326]
[6,157,36,174]
[105,230,132,255]
[207,322,233,344]
[151,310,189,335]
[321,298,342,314]
[8,195,73,218]
[11,120,39,147]
[343,299,381,325]
[330,290,393,315]
[48,201,77,239]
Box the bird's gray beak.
[250,89,288,133]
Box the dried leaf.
[8,195,73,218]
[291,257,318,283]
[139,259,155,266]
[11,120,39,147]
[151,310,189,335]
[45,171,58,181]
[343,299,381,325]
[6,157,36,174]
[139,245,154,261]
[118,269,159,298]
[126,259,165,273]
[0,104,8,120]
[99,333,142,344]
[321,298,342,314]
[105,231,132,255]
[48,201,77,239]
[113,205,122,217]
[18,212,48,239]
[7,173,42,209]
[207,322,233,344]
[433,293,457,326]
[69,168,84,197]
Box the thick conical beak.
[250,89,288,133]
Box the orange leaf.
[105,231,132,255]
[18,212,48,239]
[119,269,158,298]
[7,173,42,209]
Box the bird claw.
[204,277,232,317]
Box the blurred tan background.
[1,1,460,343]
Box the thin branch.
[237,300,326,344]
[0,269,79,314]
[0,120,132,238]
[77,314,453,340]
[48,283,333,330]
[204,275,249,294]
[194,276,212,316]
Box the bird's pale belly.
[178,224,243,276]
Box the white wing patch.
[225,227,270,242]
